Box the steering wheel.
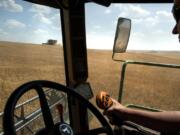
[3,80,114,135]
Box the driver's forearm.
[118,108,180,133]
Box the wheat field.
[0,41,180,113]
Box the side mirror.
[112,18,131,60]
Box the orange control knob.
[96,91,113,110]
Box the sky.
[0,0,180,50]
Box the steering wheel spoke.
[35,85,54,130]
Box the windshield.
[0,0,65,114]
[85,3,180,111]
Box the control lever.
[56,104,64,122]
[96,91,113,110]
[96,91,123,125]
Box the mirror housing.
[112,18,131,60]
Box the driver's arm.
[103,98,180,133]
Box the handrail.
[126,104,162,112]
[113,59,180,102]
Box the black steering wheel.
[3,80,114,135]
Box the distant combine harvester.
[42,39,57,45]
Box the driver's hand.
[103,98,126,125]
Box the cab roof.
[24,0,173,9]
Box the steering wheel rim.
[3,80,113,135]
